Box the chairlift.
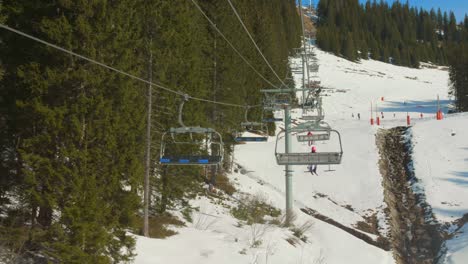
[302,97,324,121]
[274,129,343,165]
[262,89,294,111]
[262,109,283,122]
[301,110,324,121]
[234,106,268,142]
[305,80,321,89]
[295,121,331,142]
[159,95,224,165]
[302,90,317,110]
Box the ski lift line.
[0,23,259,109]
[188,0,279,90]
[298,0,314,108]
[225,0,288,88]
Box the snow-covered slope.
[134,48,468,264]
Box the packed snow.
[134,47,468,263]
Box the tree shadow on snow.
[438,172,468,188]
[432,207,468,220]
[451,171,468,178]
[445,227,468,253]
[378,99,452,114]
[442,178,468,186]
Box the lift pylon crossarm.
[274,129,343,165]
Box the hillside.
[134,47,468,263]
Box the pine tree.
[343,33,357,61]
[2,0,146,261]
[0,0,303,261]
[316,0,468,67]
[448,43,468,111]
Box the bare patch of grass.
[215,172,236,196]
[354,212,379,235]
[133,213,184,238]
[285,236,300,247]
[269,211,297,227]
[231,193,281,225]
[249,224,270,248]
[290,220,314,243]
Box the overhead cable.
[225,0,288,88]
[189,0,279,89]
[0,23,258,109]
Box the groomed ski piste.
[134,47,468,264]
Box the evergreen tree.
[316,0,468,67]
[0,0,303,261]
[343,33,357,61]
[448,44,468,111]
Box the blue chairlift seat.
[160,155,222,165]
[159,126,224,166]
[262,118,283,122]
[235,136,268,142]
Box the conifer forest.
[316,0,468,110]
[0,0,301,262]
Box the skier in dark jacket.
[308,146,318,175]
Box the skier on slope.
[308,145,318,175]
[307,131,314,146]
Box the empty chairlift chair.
[234,106,268,142]
[160,127,224,165]
[262,108,283,123]
[159,95,224,166]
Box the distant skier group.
[351,113,361,120]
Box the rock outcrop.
[376,127,443,264]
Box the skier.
[357,113,361,120]
[307,131,314,146]
[308,146,318,175]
